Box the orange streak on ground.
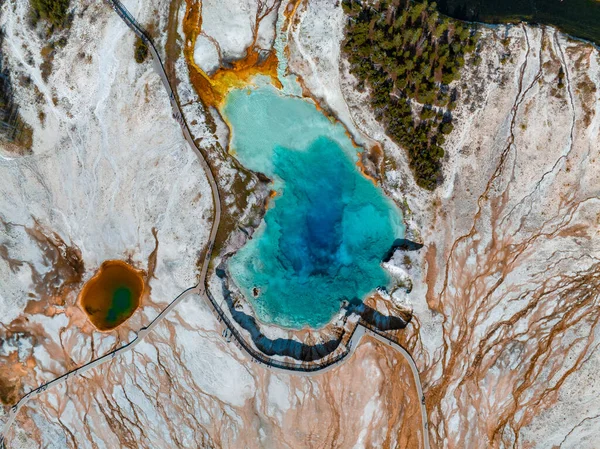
[0,352,31,405]
[182,0,282,109]
[355,155,379,184]
[263,189,280,209]
[283,0,303,25]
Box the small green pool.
[79,260,144,331]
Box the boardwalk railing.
[109,0,153,44]
[204,289,356,372]
[359,319,403,345]
[3,3,430,447]
[108,0,411,374]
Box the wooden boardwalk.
[1,3,430,448]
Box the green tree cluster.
[342,0,478,190]
[134,36,149,64]
[30,0,71,30]
[557,67,565,89]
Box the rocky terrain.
[288,1,600,446]
[0,0,423,447]
[0,0,599,448]
[0,0,214,440]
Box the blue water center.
[224,84,404,328]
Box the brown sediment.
[146,227,159,281]
[18,305,423,448]
[283,0,302,23]
[413,28,600,448]
[362,143,384,180]
[78,260,146,332]
[367,336,423,449]
[293,72,360,142]
[0,221,87,407]
[364,292,413,324]
[0,353,33,405]
[207,157,269,272]
[423,243,441,312]
[164,0,185,83]
[22,222,86,310]
[264,189,279,208]
[355,151,379,184]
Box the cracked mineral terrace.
[0,0,599,448]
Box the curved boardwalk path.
[1,2,430,448]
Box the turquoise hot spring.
[223,84,404,329]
